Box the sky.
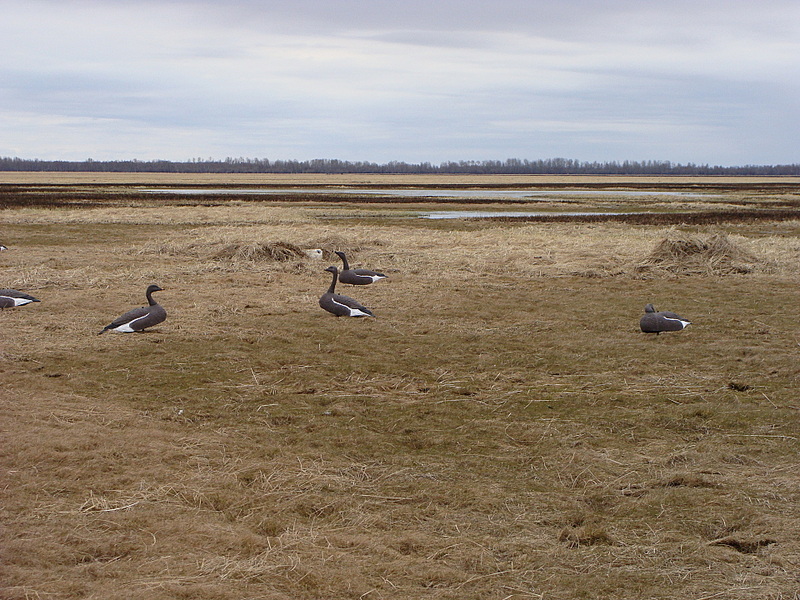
[1,0,798,166]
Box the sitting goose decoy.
[98,284,167,334]
[0,289,40,309]
[319,266,375,317]
[640,303,691,335]
[334,251,387,285]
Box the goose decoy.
[303,248,323,260]
[0,289,40,309]
[319,266,375,317]
[98,284,167,334]
[640,303,691,334]
[334,251,387,285]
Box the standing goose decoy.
[319,266,375,317]
[640,303,691,335]
[98,284,167,334]
[334,251,387,285]
[0,289,40,309]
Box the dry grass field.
[2,175,800,599]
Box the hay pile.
[636,231,762,275]
[212,241,308,262]
[137,235,379,267]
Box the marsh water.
[420,210,637,219]
[141,187,714,219]
[141,187,709,199]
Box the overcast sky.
[1,0,798,165]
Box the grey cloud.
[1,0,798,164]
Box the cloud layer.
[2,0,798,165]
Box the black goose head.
[334,251,350,269]
[145,284,164,305]
[644,303,656,313]
[324,266,339,293]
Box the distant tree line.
[1,156,799,176]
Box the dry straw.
[212,241,308,263]
[636,230,765,276]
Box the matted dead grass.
[637,230,770,276]
[2,184,800,599]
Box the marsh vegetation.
[2,175,799,599]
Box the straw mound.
[137,236,382,267]
[636,231,762,275]
[212,241,308,262]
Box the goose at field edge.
[98,284,167,334]
[319,266,375,317]
[640,303,691,334]
[335,251,387,285]
[0,289,41,309]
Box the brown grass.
[637,230,767,275]
[2,179,800,599]
[211,241,309,263]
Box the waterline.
[140,187,711,200]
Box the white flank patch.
[663,316,691,329]
[113,314,150,332]
[332,297,372,317]
[11,297,33,306]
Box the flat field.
[2,175,800,599]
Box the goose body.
[0,289,41,308]
[335,251,387,285]
[319,266,375,317]
[99,284,167,334]
[640,303,691,334]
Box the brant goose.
[640,303,691,334]
[319,266,375,317]
[334,251,387,285]
[98,284,167,334]
[0,289,41,309]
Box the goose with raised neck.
[335,251,387,285]
[319,266,375,317]
[98,284,167,334]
